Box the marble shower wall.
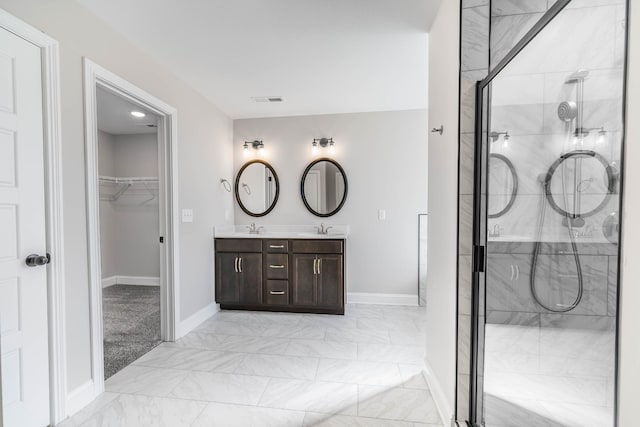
[456,0,625,423]
[457,0,490,422]
[488,0,626,244]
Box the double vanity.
[217,154,349,314]
[214,226,348,314]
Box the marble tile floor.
[483,323,615,427]
[59,304,443,427]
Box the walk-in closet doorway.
[96,87,162,379]
[83,59,180,394]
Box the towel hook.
[220,178,232,192]
[431,125,444,135]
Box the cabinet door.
[292,254,317,306]
[216,252,239,303]
[317,255,343,307]
[238,252,263,304]
[486,253,535,312]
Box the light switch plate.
[182,209,193,223]
[378,209,386,220]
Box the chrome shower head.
[557,101,578,122]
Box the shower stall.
[470,0,627,426]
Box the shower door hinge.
[159,236,164,243]
[473,245,485,273]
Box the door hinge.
[159,236,164,243]
[473,245,485,273]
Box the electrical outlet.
[378,209,386,220]
[182,209,193,223]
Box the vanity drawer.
[265,280,288,305]
[266,254,289,279]
[215,238,262,253]
[265,240,289,253]
[292,240,343,254]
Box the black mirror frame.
[488,153,518,218]
[300,157,348,218]
[235,159,280,217]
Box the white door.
[0,27,50,427]
[304,170,321,212]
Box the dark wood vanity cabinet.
[292,255,343,306]
[215,238,344,314]
[215,239,263,305]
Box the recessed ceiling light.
[130,111,146,118]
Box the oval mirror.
[488,153,518,218]
[544,150,614,218]
[301,158,348,217]
[235,160,279,217]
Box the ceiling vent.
[252,96,284,103]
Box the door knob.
[25,253,50,267]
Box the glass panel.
[490,0,576,69]
[477,0,625,426]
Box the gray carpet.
[102,285,161,379]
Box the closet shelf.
[99,175,159,202]
[99,175,158,184]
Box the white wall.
[618,1,639,424]
[0,0,234,393]
[424,0,460,422]
[233,110,428,297]
[98,131,118,279]
[98,131,160,280]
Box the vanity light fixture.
[243,140,265,156]
[130,110,146,118]
[312,138,335,155]
[597,128,607,145]
[571,127,607,147]
[489,131,509,142]
[490,131,510,148]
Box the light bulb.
[502,134,510,148]
[329,141,335,154]
[130,111,146,118]
[243,142,250,156]
[311,141,319,155]
[573,135,583,146]
[597,130,606,145]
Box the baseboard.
[102,275,160,288]
[423,360,454,427]
[65,380,96,418]
[101,276,117,288]
[179,303,218,337]
[346,292,418,306]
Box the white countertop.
[214,225,349,239]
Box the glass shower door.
[472,0,626,426]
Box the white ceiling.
[77,0,439,119]
[97,87,158,135]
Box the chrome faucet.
[246,223,264,234]
[488,224,502,238]
[315,223,333,235]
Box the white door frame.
[0,8,66,425]
[83,59,180,396]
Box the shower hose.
[530,161,584,313]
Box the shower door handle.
[515,265,520,281]
[509,264,515,281]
